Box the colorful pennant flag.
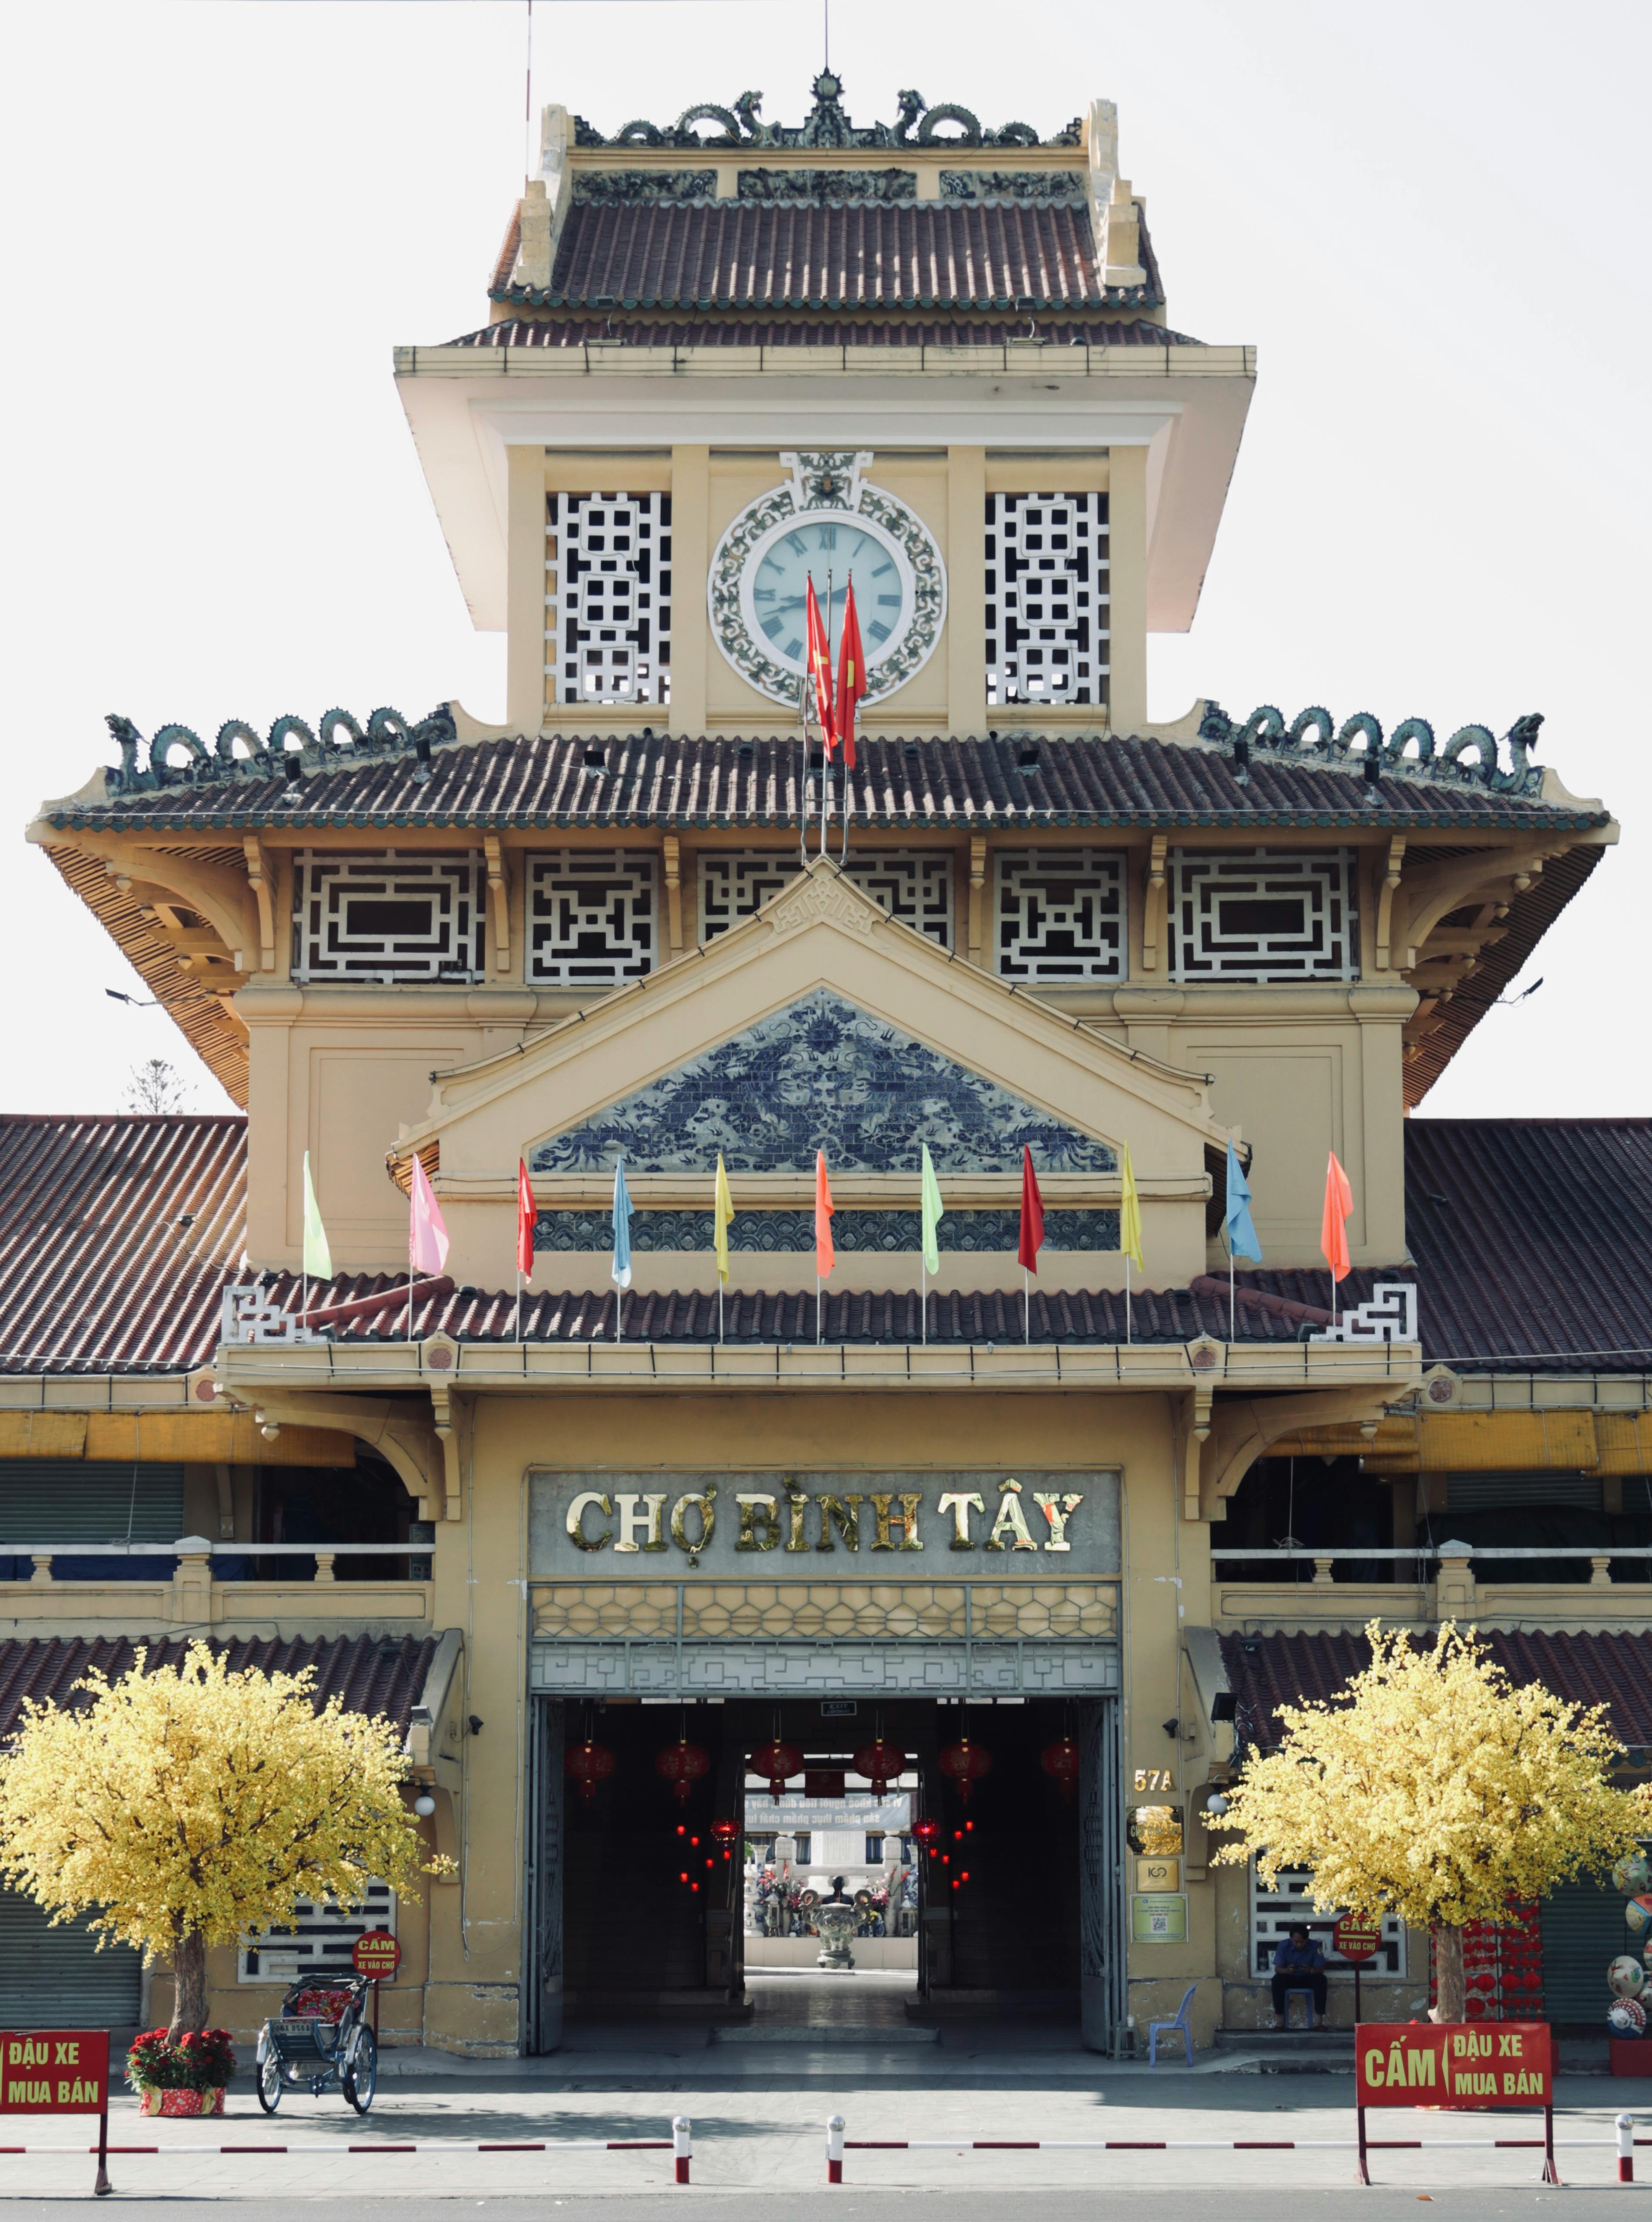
[835,578,867,773]
[815,1149,835,1278]
[1321,1151,1354,1282]
[302,1150,332,1282]
[714,1153,734,1287]
[1017,1145,1045,1272]
[1224,1139,1263,1262]
[1118,1143,1144,1274]
[611,1158,634,1292]
[516,1158,536,1280]
[409,1152,450,1275]
[805,577,836,753]
[920,1142,944,1277]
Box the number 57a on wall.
[1132,1768,1175,1792]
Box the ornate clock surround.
[707,450,947,708]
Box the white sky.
[2,0,1646,1118]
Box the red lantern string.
[564,1739,616,1806]
[749,1739,804,1804]
[852,1739,908,1799]
[938,1736,993,1805]
[655,1739,711,1806]
[1039,1735,1081,1802]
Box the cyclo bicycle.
[254,1973,377,2115]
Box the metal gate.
[524,1698,564,2054]
[0,1888,143,2025]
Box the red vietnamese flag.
[516,1158,537,1279]
[815,1149,835,1277]
[1017,1145,1045,1272]
[805,577,836,755]
[1321,1151,1354,1282]
[835,578,867,772]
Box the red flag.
[1321,1151,1354,1282]
[1017,1145,1045,1272]
[815,1149,835,1278]
[835,577,867,773]
[516,1158,537,1279]
[805,577,836,755]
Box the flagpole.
[1230,1248,1236,1344]
[1125,1255,1132,1345]
[1024,1265,1030,1346]
[920,1258,926,1349]
[719,1283,724,1346]
[516,1270,522,1346]
[816,1271,822,1346]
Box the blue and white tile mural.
[528,991,1120,1176]
[535,1208,1121,1253]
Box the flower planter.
[139,2087,226,2117]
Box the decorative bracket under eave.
[483,835,511,973]
[425,1342,467,1521]
[1376,834,1406,971]
[1142,833,1168,972]
[242,836,276,971]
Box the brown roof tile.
[453,314,1199,349]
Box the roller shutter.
[1539,1876,1629,2025]
[0,1889,143,2024]
[0,1462,185,1542]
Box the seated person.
[1269,1922,1328,2027]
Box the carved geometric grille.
[531,1581,1119,1644]
[546,493,672,706]
[1169,850,1356,983]
[238,1880,396,1984]
[698,852,952,947]
[995,849,1126,980]
[292,853,484,983]
[1251,1864,1406,1978]
[527,850,658,984]
[984,493,1109,707]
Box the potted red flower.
[127,2027,235,2116]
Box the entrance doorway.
[529,1693,1114,2046]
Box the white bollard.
[1618,2112,1634,2184]
[826,2113,846,2185]
[673,2115,692,2185]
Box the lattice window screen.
[1251,1864,1406,1979]
[1169,850,1356,983]
[546,493,672,706]
[527,851,658,983]
[292,853,484,983]
[698,853,953,948]
[239,1881,396,1984]
[985,493,1109,707]
[995,850,1126,980]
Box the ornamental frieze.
[571,76,1081,152]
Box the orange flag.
[1320,1151,1354,1282]
[814,1149,835,1278]
[805,577,836,754]
[835,578,867,772]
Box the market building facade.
[5,77,1647,2054]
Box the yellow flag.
[714,1153,734,1286]
[1119,1142,1145,1272]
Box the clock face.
[746,515,909,675]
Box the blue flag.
[1224,1138,1263,1262]
[611,1157,634,1291]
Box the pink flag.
[1320,1151,1354,1283]
[410,1153,450,1275]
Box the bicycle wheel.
[343,2027,376,2115]
[256,2057,283,2115]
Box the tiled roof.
[0,1114,247,1375]
[0,1633,439,1744]
[504,199,1140,312]
[1219,1628,1652,1749]
[50,732,1610,836]
[453,314,1199,349]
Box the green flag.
[302,1150,332,1281]
[920,1142,944,1275]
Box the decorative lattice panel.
[527,851,657,984]
[1169,850,1357,983]
[699,853,952,947]
[995,849,1127,980]
[1251,1864,1406,1978]
[292,853,484,983]
[546,492,672,706]
[532,1581,1119,1644]
[239,1881,396,1984]
[984,493,1109,707]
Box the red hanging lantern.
[710,1817,741,1860]
[1039,1734,1081,1802]
[655,1739,711,1806]
[749,1739,804,1804]
[564,1738,616,1806]
[910,1816,941,1848]
[853,1739,908,1799]
[937,1736,993,1805]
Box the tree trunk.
[1434,1923,1466,2023]
[168,1932,209,2038]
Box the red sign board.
[1334,1916,1382,1963]
[1356,2022,1551,2108]
[353,1930,401,1980]
[0,2030,109,2112]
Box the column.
[1078,1696,1122,2052]
[531,1698,564,2053]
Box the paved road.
[0,2197,1615,2216]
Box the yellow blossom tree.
[1211,1622,1650,2020]
[0,1642,450,2036]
